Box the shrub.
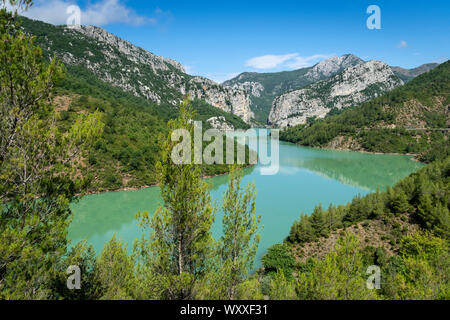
[262,244,296,279]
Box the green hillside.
[392,63,439,83]
[280,61,450,163]
[268,156,450,300]
[15,17,250,192]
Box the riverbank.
[279,137,422,163]
[69,140,424,263]
[76,163,256,197]
[318,147,422,163]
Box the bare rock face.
[222,54,365,123]
[268,61,404,127]
[223,81,265,98]
[186,77,254,123]
[304,54,364,81]
[206,116,235,131]
[76,26,186,73]
[33,23,253,123]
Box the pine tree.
[269,269,297,300]
[310,204,327,238]
[220,165,262,299]
[289,213,314,243]
[0,2,103,299]
[95,235,136,300]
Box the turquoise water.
[69,130,424,264]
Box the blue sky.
[20,0,450,83]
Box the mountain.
[223,54,363,122]
[225,55,439,124]
[391,63,439,83]
[269,60,404,127]
[20,17,254,123]
[15,17,253,193]
[280,60,450,163]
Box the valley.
[1,1,448,302]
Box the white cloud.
[207,72,241,84]
[397,40,408,48]
[15,0,160,26]
[245,53,332,70]
[183,65,194,74]
[286,54,334,69]
[245,53,298,69]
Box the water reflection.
[69,130,424,263]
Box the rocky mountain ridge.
[268,60,404,127]
[21,17,254,123]
[225,54,438,124]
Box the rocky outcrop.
[304,54,364,81]
[76,25,186,73]
[223,81,265,98]
[186,77,253,123]
[74,26,253,122]
[269,61,404,127]
[206,116,235,130]
[223,54,365,122]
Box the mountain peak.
[305,54,364,81]
[269,59,403,127]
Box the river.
[69,129,424,265]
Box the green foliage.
[268,269,297,300]
[288,157,449,245]
[381,232,449,299]
[51,240,101,300]
[135,99,216,300]
[95,235,137,300]
[262,244,296,279]
[15,16,250,193]
[284,158,449,300]
[2,1,448,302]
[219,165,262,299]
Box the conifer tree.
[220,165,262,299]
[0,1,103,298]
[136,98,215,300]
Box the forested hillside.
[259,156,449,299]
[53,68,250,192]
[280,61,450,163]
[14,17,251,193]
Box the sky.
[15,0,450,83]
